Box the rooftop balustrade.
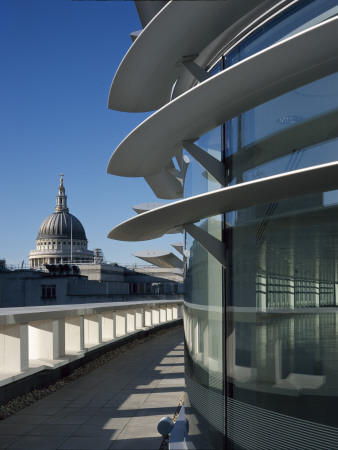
[0,299,183,391]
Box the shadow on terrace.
[0,327,185,450]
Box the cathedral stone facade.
[29,175,94,267]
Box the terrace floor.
[0,326,185,450]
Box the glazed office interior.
[107,1,338,448]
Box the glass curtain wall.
[184,0,338,448]
[225,1,338,448]
[184,124,224,449]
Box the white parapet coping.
[0,299,183,388]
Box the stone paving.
[0,327,185,450]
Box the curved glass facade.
[184,125,224,449]
[184,1,338,448]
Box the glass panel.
[185,126,223,198]
[226,192,338,448]
[225,0,338,69]
[226,72,338,186]
[185,219,224,449]
[184,125,224,449]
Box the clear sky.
[0,0,182,266]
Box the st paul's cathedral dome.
[29,175,94,267]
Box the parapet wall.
[0,299,183,405]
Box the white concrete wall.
[65,316,84,353]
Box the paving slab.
[45,415,89,425]
[0,435,19,449]
[8,435,66,449]
[0,326,185,449]
[2,415,50,425]
[109,435,162,449]
[59,436,112,450]
[15,406,64,416]
[0,423,37,435]
[27,424,81,437]
[83,416,131,427]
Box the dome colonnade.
[107,1,338,449]
[29,175,94,267]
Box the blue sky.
[0,0,182,266]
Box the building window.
[41,285,56,300]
